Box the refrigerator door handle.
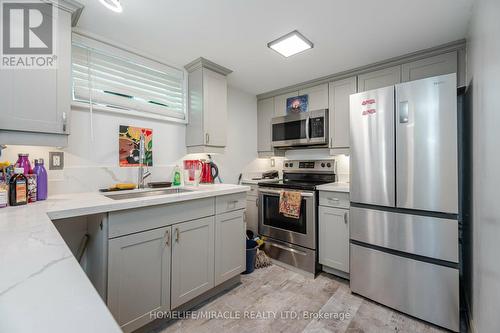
[399,101,409,123]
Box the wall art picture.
[286,94,309,114]
[119,125,153,167]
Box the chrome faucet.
[137,133,151,189]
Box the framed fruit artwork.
[119,125,153,167]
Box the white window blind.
[72,35,186,120]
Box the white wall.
[467,0,500,331]
[1,85,260,193]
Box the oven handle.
[258,189,314,197]
[269,242,308,256]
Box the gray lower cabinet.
[107,226,171,333]
[357,65,402,92]
[318,206,349,273]
[171,216,215,309]
[245,196,258,234]
[215,210,246,285]
[402,51,457,83]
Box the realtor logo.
[1,0,57,69]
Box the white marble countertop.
[316,182,350,193]
[0,184,249,333]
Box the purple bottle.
[16,154,32,174]
[33,159,48,200]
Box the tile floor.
[152,265,447,333]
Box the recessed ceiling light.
[267,30,313,57]
[99,0,123,13]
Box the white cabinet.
[299,83,329,111]
[319,206,349,273]
[274,91,298,116]
[357,65,401,92]
[215,210,246,285]
[402,51,457,83]
[328,77,356,149]
[257,97,274,153]
[107,226,171,333]
[171,216,215,308]
[185,58,232,153]
[0,6,74,146]
[203,68,227,147]
[245,195,259,234]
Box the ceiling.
[75,0,473,95]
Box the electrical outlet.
[49,152,64,170]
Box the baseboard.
[134,275,241,333]
[322,265,350,280]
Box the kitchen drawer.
[246,184,258,197]
[108,198,215,238]
[350,206,458,263]
[216,192,247,214]
[319,191,349,209]
[350,244,459,332]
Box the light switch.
[49,152,64,170]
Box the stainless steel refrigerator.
[349,73,459,332]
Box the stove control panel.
[283,160,335,172]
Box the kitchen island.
[0,184,249,333]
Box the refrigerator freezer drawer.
[350,244,459,332]
[350,206,458,263]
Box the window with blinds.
[72,35,186,121]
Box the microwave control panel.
[310,117,325,138]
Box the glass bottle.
[9,168,28,206]
[33,159,48,200]
[15,154,32,174]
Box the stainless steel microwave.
[271,109,329,148]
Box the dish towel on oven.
[279,190,301,219]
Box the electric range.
[257,160,335,275]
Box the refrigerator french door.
[349,73,459,332]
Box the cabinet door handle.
[255,197,259,207]
[164,229,170,247]
[175,228,180,242]
[62,112,67,133]
[206,133,210,144]
[344,212,348,224]
[330,137,333,148]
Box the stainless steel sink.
[104,188,192,200]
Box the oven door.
[258,188,316,249]
[271,109,328,148]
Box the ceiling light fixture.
[267,30,313,57]
[99,0,123,13]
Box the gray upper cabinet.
[0,7,73,146]
[215,210,246,285]
[299,83,329,111]
[185,58,232,153]
[257,97,274,152]
[171,216,215,309]
[274,91,298,116]
[402,51,457,84]
[357,65,401,92]
[107,226,171,333]
[328,77,357,149]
